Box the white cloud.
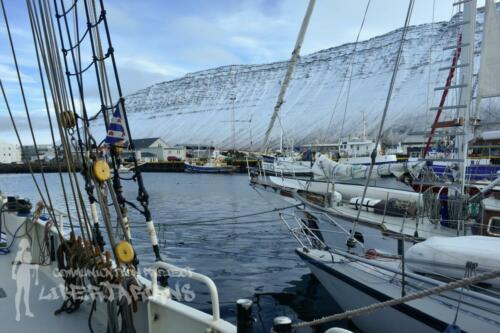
[0,63,35,83]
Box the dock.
[0,160,260,174]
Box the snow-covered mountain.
[115,9,497,149]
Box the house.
[131,137,169,161]
[164,146,186,161]
[0,141,21,164]
[131,137,186,162]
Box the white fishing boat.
[260,154,313,176]
[184,160,235,173]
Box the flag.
[105,102,128,146]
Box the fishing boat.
[260,153,313,176]
[185,148,235,173]
[184,160,235,173]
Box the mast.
[362,111,366,140]
[230,95,236,151]
[456,0,477,194]
[261,0,316,151]
[280,127,284,153]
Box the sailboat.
[276,1,500,332]
[0,1,354,333]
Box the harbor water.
[0,172,357,332]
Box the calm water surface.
[0,172,357,332]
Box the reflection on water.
[0,172,358,332]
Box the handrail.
[150,261,221,321]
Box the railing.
[150,261,221,321]
[279,209,365,251]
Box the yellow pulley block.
[93,159,111,182]
[115,240,135,264]
[61,110,76,129]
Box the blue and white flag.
[105,103,128,146]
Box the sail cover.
[311,153,424,181]
[478,0,500,99]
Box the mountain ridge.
[102,8,498,149]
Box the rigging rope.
[0,0,72,243]
[322,0,371,142]
[349,0,415,244]
[338,0,371,141]
[31,0,93,242]
[424,0,436,131]
[25,0,78,238]
[293,262,500,328]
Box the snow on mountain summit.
[115,11,494,149]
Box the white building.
[21,144,54,161]
[0,141,21,164]
[164,146,186,161]
[131,137,186,162]
[303,138,382,159]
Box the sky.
[0,0,483,144]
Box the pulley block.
[93,159,111,182]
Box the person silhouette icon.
[12,238,39,322]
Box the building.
[303,139,382,159]
[164,146,186,161]
[0,141,21,164]
[184,144,215,159]
[401,135,427,157]
[131,137,186,162]
[21,144,55,162]
[137,151,158,163]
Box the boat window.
[487,217,500,236]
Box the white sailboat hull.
[297,248,500,333]
[406,236,500,288]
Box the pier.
[0,160,260,174]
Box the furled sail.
[477,0,500,99]
[311,153,424,181]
